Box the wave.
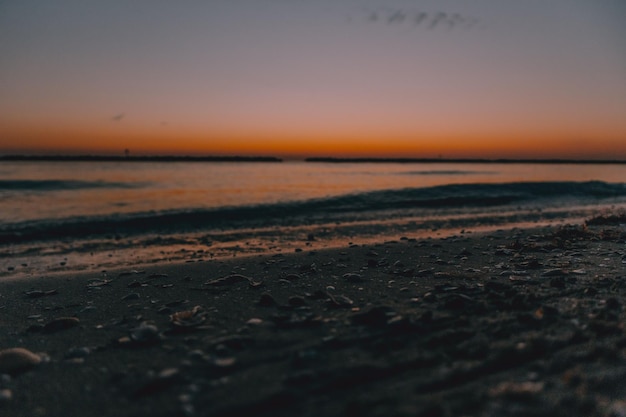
[1,181,625,244]
[0,179,143,191]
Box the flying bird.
[388,10,406,24]
[359,8,482,33]
[111,113,125,122]
[414,12,428,26]
[428,12,447,30]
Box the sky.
[1,0,625,158]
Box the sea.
[2,160,626,277]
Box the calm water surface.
[2,161,626,223]
[1,161,626,277]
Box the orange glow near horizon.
[2,3,626,161]
[2,120,625,160]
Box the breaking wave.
[1,181,625,244]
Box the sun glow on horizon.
[1,1,625,159]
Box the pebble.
[128,323,161,345]
[205,274,262,287]
[488,381,545,398]
[284,273,303,281]
[258,293,277,307]
[122,293,141,300]
[343,273,364,283]
[65,347,91,359]
[170,306,207,330]
[24,289,58,298]
[0,389,12,403]
[42,317,80,333]
[0,348,42,375]
[288,296,307,307]
[541,268,568,277]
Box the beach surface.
[1,220,626,417]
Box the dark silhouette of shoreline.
[0,155,283,163]
[2,155,626,164]
[305,157,626,164]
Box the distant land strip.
[0,155,282,162]
[3,155,626,164]
[305,157,626,164]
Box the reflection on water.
[2,161,625,224]
[1,161,626,277]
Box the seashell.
[213,357,236,368]
[204,274,262,288]
[24,289,58,298]
[246,318,264,325]
[288,296,307,307]
[0,348,42,375]
[86,279,112,288]
[170,306,207,329]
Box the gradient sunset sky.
[1,0,625,158]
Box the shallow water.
[1,161,626,276]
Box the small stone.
[213,357,237,368]
[288,296,307,307]
[284,273,303,281]
[42,317,80,333]
[79,306,97,314]
[542,268,568,277]
[65,347,91,359]
[489,381,544,398]
[606,297,621,309]
[122,293,141,300]
[129,323,161,346]
[343,273,364,283]
[258,293,277,307]
[205,274,262,287]
[607,400,626,417]
[0,348,42,375]
[169,306,207,331]
[24,289,58,298]
[0,389,12,403]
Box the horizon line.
[3,154,626,164]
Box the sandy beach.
[1,217,625,417]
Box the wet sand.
[1,220,626,417]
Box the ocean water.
[2,161,626,276]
